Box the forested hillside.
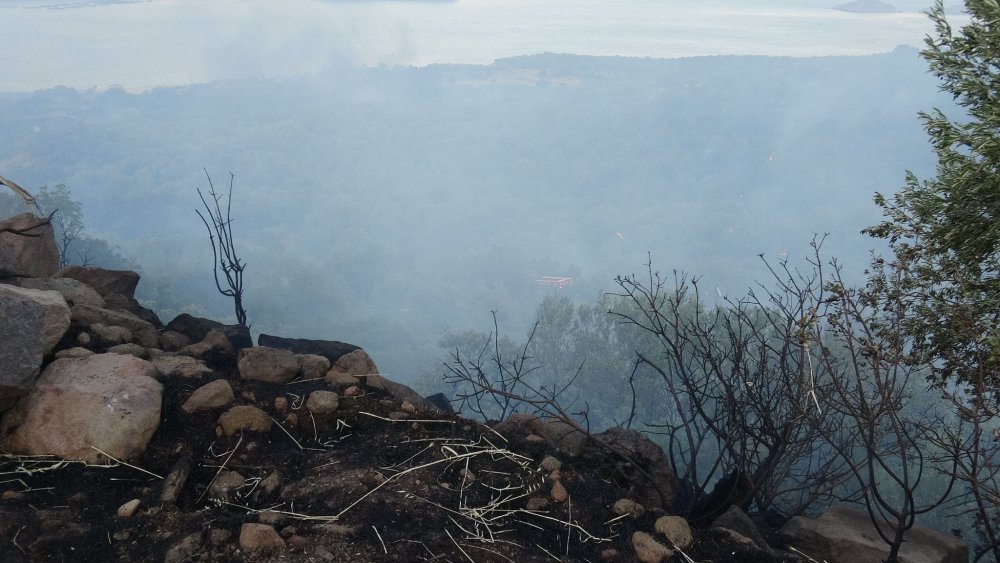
[0,46,950,380]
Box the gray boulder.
[0,353,162,463]
[0,283,70,355]
[0,284,71,398]
[238,346,300,384]
[0,213,59,279]
[778,504,968,563]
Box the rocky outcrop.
[14,277,105,308]
[0,213,59,279]
[70,304,158,348]
[587,427,678,513]
[55,265,140,299]
[257,333,359,364]
[0,353,162,463]
[181,379,235,413]
[779,504,968,563]
[165,313,251,351]
[711,505,767,549]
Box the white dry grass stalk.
[196,436,242,504]
[372,526,388,554]
[269,416,304,450]
[89,446,163,480]
[789,545,827,563]
[359,411,456,425]
[446,527,475,562]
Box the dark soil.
[0,360,799,562]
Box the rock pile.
[0,215,970,562]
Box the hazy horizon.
[0,0,962,92]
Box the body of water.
[0,0,953,91]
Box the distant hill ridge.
[834,0,899,13]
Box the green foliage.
[865,0,1000,400]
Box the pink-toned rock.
[178,329,232,362]
[117,498,141,518]
[551,480,568,503]
[152,355,213,379]
[632,531,673,563]
[239,523,285,551]
[216,405,272,436]
[55,265,140,299]
[238,346,299,384]
[655,515,693,549]
[54,347,94,359]
[0,213,58,278]
[182,379,235,414]
[0,354,162,463]
[779,505,968,563]
[613,498,645,519]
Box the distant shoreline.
[834,0,900,13]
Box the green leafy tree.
[866,0,1000,401]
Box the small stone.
[274,396,288,416]
[208,528,231,545]
[287,535,308,550]
[654,515,693,549]
[207,470,245,499]
[279,525,297,539]
[388,411,407,420]
[714,527,755,545]
[164,533,203,563]
[612,498,645,519]
[551,480,568,503]
[305,390,339,414]
[2,490,25,502]
[600,548,620,562]
[325,367,360,387]
[77,331,91,346]
[297,354,331,380]
[400,400,416,413]
[117,498,141,518]
[259,510,287,526]
[216,405,272,436]
[113,530,130,541]
[459,468,476,482]
[55,347,94,359]
[260,471,282,496]
[285,412,299,427]
[182,379,235,414]
[526,497,549,511]
[239,523,285,551]
[344,385,361,397]
[315,545,336,561]
[549,468,562,481]
[539,455,562,472]
[631,531,673,563]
